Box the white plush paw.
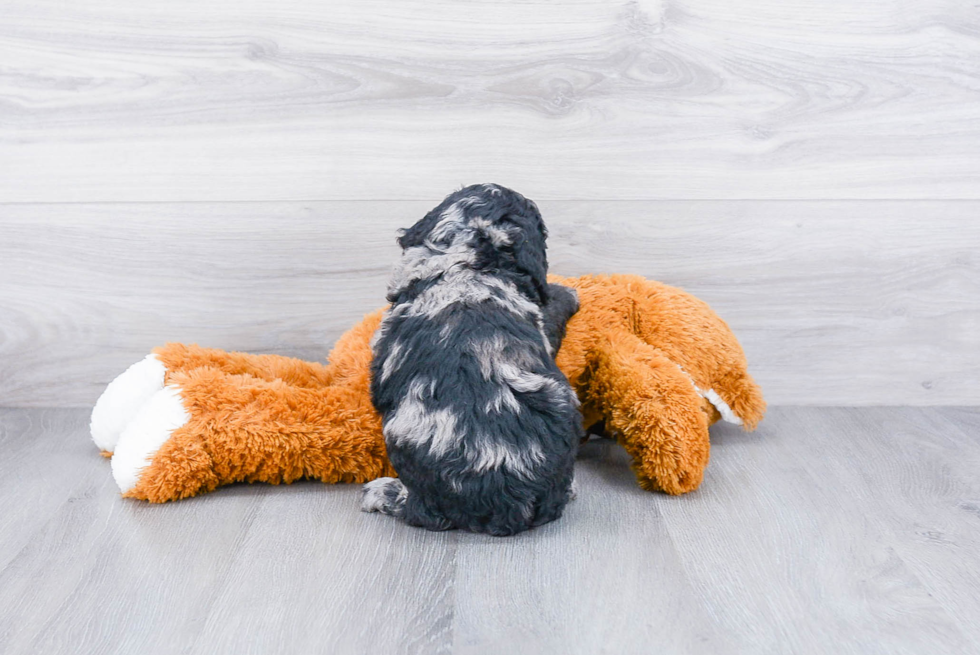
[111,386,190,494]
[90,354,167,453]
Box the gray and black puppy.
[362,183,582,536]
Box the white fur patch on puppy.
[466,438,544,478]
[384,397,461,457]
[90,354,167,453]
[111,386,190,494]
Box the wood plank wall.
[1,0,978,407]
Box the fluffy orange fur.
[110,274,765,502]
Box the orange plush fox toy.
[91,274,765,503]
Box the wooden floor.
[1,406,978,654]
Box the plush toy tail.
[361,477,408,517]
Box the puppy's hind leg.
[529,480,574,529]
[402,493,454,532]
[362,479,453,531]
[361,477,408,516]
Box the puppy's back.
[371,302,581,535]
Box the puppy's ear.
[513,236,549,303]
[508,203,550,304]
[541,284,579,353]
[397,208,442,249]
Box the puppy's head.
[397,184,549,303]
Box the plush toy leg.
[153,343,336,388]
[91,344,335,456]
[587,332,711,495]
[112,365,393,502]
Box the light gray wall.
[1,0,978,407]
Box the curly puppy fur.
[364,184,583,536]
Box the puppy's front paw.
[90,354,167,454]
[111,386,190,495]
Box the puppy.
[362,183,582,536]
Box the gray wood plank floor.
[1,407,978,655]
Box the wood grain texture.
[2,0,979,202]
[1,200,977,407]
[1,407,978,654]
[657,406,980,654]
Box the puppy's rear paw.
[361,477,407,515]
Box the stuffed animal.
[91,274,765,503]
